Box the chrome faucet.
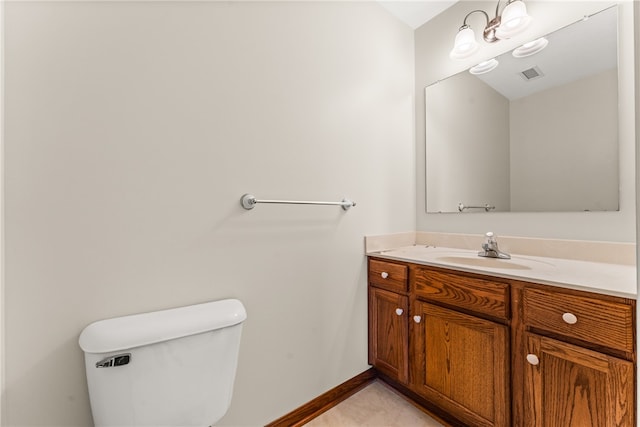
[478,232,511,259]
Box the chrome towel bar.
[241,194,356,211]
[458,202,495,212]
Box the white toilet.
[79,299,247,427]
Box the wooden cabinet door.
[524,333,634,427]
[412,301,510,427]
[368,287,409,383]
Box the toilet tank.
[79,299,247,427]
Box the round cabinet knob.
[562,312,578,325]
[381,272,389,279]
[526,354,540,366]
[395,308,403,316]
[413,315,422,323]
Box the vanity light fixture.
[449,0,533,60]
[512,37,548,58]
[469,58,499,75]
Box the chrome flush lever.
[96,353,131,368]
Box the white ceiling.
[377,1,459,29]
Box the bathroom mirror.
[425,6,618,213]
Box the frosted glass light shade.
[495,1,532,39]
[512,37,548,58]
[449,27,479,59]
[469,58,499,75]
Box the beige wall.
[426,73,510,213]
[634,2,640,423]
[416,1,636,241]
[2,2,414,426]
[0,0,4,423]
[510,69,618,212]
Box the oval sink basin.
[435,255,548,270]
[376,247,556,271]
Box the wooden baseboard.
[264,368,377,427]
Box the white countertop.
[368,245,637,299]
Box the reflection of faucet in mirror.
[478,232,511,259]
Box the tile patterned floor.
[304,380,444,426]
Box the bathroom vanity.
[367,237,636,427]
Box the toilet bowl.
[79,299,246,427]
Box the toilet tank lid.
[79,299,247,353]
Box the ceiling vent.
[519,66,544,81]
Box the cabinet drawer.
[369,259,408,293]
[414,268,509,321]
[523,288,634,355]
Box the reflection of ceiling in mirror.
[474,7,617,100]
